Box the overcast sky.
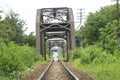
[0,0,115,34]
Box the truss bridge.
[36,7,76,60]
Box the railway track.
[37,60,79,80]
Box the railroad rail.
[37,60,79,80]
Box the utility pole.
[75,9,85,47]
[76,8,85,30]
[116,0,120,48]
[116,0,119,14]
[112,0,120,47]
[116,0,120,37]
[112,0,120,33]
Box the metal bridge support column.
[61,41,64,58]
[48,41,51,58]
[36,9,41,53]
[62,47,65,58]
[41,32,46,60]
[41,33,44,55]
[69,8,76,50]
[44,40,46,60]
[48,47,50,58]
[66,31,70,61]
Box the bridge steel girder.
[36,7,76,60]
[36,9,41,54]
[68,8,76,50]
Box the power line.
[75,8,85,30]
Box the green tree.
[99,20,118,53]
[75,4,120,53]
[24,32,36,47]
[82,5,117,45]
[0,9,26,45]
[0,11,15,43]
[5,10,26,45]
[75,26,86,47]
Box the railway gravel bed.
[21,63,48,80]
[21,61,94,80]
[41,61,73,80]
[64,62,94,80]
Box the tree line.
[70,4,120,80]
[76,4,120,53]
[0,9,35,47]
[0,9,43,80]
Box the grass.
[69,45,120,80]
[0,41,46,80]
[70,58,120,80]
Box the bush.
[70,45,117,65]
[69,44,120,80]
[0,41,43,79]
[69,48,81,60]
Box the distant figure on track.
[53,50,58,62]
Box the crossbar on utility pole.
[76,8,85,30]
[112,0,119,27]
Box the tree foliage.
[0,8,40,79]
[85,5,117,44]
[24,32,36,47]
[99,20,119,53]
[0,9,26,45]
[76,4,120,52]
[0,41,43,79]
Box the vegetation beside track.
[69,45,120,80]
[73,4,120,80]
[0,7,45,80]
[0,41,45,80]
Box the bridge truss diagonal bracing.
[36,7,76,61]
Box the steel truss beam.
[36,7,76,60]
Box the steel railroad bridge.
[36,7,76,60]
